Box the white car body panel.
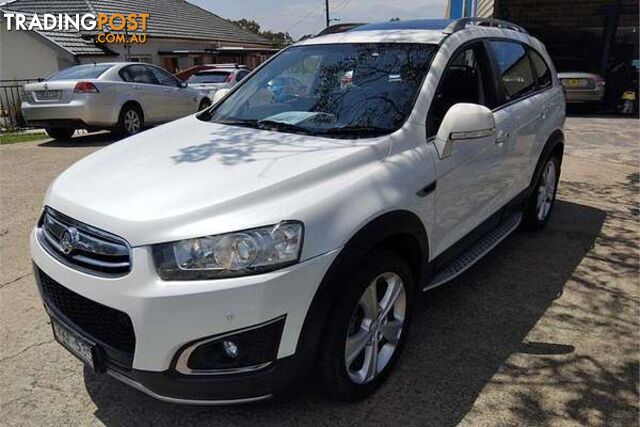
[30,23,565,398]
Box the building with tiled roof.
[0,0,277,80]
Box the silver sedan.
[22,63,212,140]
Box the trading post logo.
[2,12,150,44]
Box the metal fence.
[0,79,42,132]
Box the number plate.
[52,319,96,369]
[37,90,61,100]
[562,79,588,88]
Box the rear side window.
[47,64,112,81]
[120,65,158,85]
[528,49,552,90]
[489,41,536,102]
[148,66,180,87]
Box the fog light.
[222,340,239,359]
[175,316,286,375]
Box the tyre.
[45,127,75,140]
[115,104,143,137]
[523,154,560,229]
[318,250,415,401]
[198,98,212,111]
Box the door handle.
[540,110,547,120]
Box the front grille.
[37,269,136,366]
[37,207,131,276]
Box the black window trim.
[425,39,501,139]
[485,37,556,112]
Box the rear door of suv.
[485,40,548,198]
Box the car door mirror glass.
[434,103,496,159]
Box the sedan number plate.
[562,79,588,88]
[37,90,62,100]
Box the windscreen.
[204,43,437,139]
[47,64,113,81]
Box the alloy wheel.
[344,272,406,384]
[537,160,557,221]
[124,110,141,135]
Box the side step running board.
[423,213,522,292]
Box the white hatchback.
[31,18,565,405]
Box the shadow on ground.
[38,132,123,148]
[79,197,628,426]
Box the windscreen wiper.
[315,125,392,137]
[256,119,311,134]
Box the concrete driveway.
[1,118,638,426]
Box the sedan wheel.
[123,109,142,135]
[345,272,406,384]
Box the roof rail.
[444,18,528,35]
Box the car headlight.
[153,222,304,280]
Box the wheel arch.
[119,100,144,121]
[529,129,564,190]
[276,210,429,394]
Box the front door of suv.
[426,42,510,257]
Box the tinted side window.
[528,49,552,90]
[426,44,496,137]
[489,41,536,102]
[122,65,158,85]
[237,71,250,81]
[149,66,180,87]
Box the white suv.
[31,18,565,405]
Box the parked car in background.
[187,67,251,99]
[31,18,565,405]
[557,72,606,106]
[175,63,249,82]
[22,63,211,140]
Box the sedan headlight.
[153,222,304,280]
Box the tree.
[232,19,293,48]
[232,19,261,34]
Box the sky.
[189,0,447,39]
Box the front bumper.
[31,229,338,402]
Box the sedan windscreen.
[205,43,437,138]
[189,72,231,83]
[47,64,113,81]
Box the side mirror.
[212,88,231,104]
[180,82,188,89]
[434,103,496,159]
